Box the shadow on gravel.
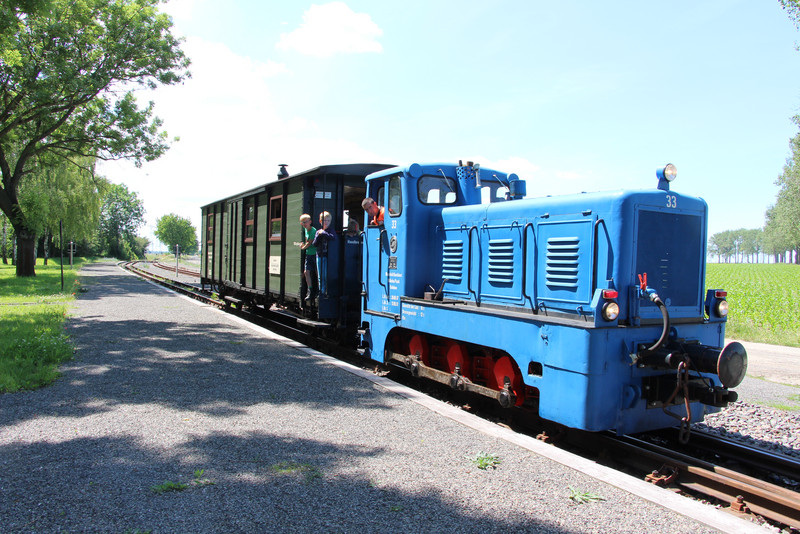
[0,429,579,533]
[2,320,395,427]
[0,263,607,533]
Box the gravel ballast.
[0,262,768,533]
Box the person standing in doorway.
[299,213,317,301]
[312,211,336,297]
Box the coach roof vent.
[277,164,289,179]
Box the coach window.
[206,213,214,244]
[269,196,282,241]
[388,175,402,216]
[244,203,255,243]
[418,175,457,205]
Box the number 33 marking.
[666,195,677,208]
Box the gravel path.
[0,262,760,533]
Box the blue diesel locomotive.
[359,161,745,437]
[201,161,746,437]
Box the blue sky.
[100,1,800,248]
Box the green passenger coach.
[201,163,393,329]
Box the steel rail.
[590,432,800,528]
[150,260,201,278]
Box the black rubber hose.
[645,296,670,352]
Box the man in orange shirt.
[361,197,384,226]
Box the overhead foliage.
[0,0,189,276]
[154,213,198,254]
[781,0,800,29]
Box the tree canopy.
[98,183,145,259]
[154,213,197,254]
[764,117,800,263]
[0,0,189,276]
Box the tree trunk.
[15,227,36,276]
[1,218,6,265]
[43,229,49,266]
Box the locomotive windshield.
[417,175,457,205]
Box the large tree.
[18,156,107,255]
[764,117,800,264]
[99,183,144,259]
[154,213,197,254]
[0,0,189,276]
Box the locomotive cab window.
[269,196,282,241]
[480,182,509,204]
[418,175,457,205]
[388,175,402,216]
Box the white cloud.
[97,35,386,250]
[277,2,383,58]
[160,0,197,23]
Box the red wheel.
[493,355,525,406]
[444,341,470,377]
[408,333,430,366]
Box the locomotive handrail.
[445,222,525,232]
[361,230,368,304]
[467,225,479,302]
[522,222,535,308]
[378,228,388,293]
[592,218,607,295]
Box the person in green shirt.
[299,213,317,301]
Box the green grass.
[270,461,322,482]
[0,258,84,392]
[568,486,605,504]
[706,263,800,347]
[150,480,188,494]
[470,452,501,470]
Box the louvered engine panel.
[488,239,515,284]
[442,240,464,282]
[535,218,594,308]
[545,237,579,288]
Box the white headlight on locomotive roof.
[658,163,677,182]
[716,299,729,318]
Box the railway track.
[150,260,201,278]
[577,431,800,529]
[121,260,800,530]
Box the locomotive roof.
[201,162,394,208]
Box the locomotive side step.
[296,317,331,328]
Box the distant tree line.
[707,228,800,264]
[709,111,800,264]
[0,180,156,265]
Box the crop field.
[706,263,800,347]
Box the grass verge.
[0,258,84,393]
